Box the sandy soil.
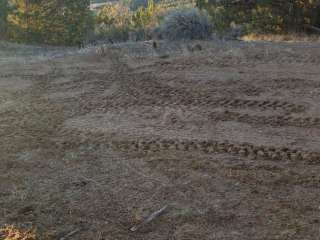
[0,40,320,239]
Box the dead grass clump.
[242,33,320,42]
[0,225,36,240]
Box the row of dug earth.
[103,138,320,164]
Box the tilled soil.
[0,40,320,239]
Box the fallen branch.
[59,228,81,240]
[130,205,168,232]
[304,24,320,34]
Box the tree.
[132,0,155,28]
[7,0,93,46]
[0,0,9,38]
[197,0,320,33]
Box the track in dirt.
[1,41,320,239]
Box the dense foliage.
[196,0,320,33]
[3,0,93,46]
[94,2,131,42]
[0,0,9,38]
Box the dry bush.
[242,33,320,42]
[159,8,213,40]
[0,225,36,240]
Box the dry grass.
[242,33,320,42]
[0,225,36,240]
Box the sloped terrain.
[1,40,320,239]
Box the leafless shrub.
[159,8,213,40]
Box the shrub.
[159,8,213,40]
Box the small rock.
[257,150,265,158]
[239,149,247,156]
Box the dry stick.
[59,228,81,240]
[130,205,169,232]
[304,24,320,34]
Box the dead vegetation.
[242,33,320,43]
[0,225,36,240]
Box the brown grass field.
[0,40,320,239]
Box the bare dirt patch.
[1,40,320,239]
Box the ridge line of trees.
[1,0,320,46]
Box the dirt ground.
[0,40,320,239]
